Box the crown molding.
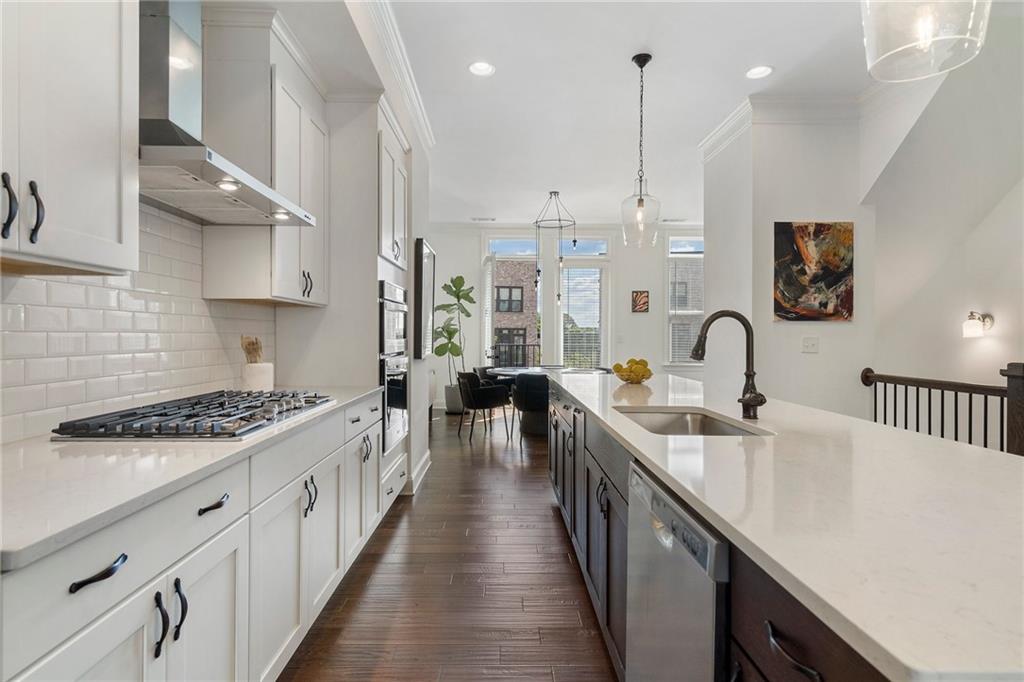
[271,14,328,99]
[379,94,412,153]
[698,99,752,163]
[202,7,276,29]
[748,94,860,124]
[325,89,386,104]
[365,1,437,150]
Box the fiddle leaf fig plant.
[433,275,475,384]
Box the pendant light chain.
[637,64,645,181]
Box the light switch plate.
[801,336,819,354]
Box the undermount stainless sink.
[613,406,773,436]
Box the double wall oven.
[380,281,409,452]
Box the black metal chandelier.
[532,190,576,305]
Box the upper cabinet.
[200,10,328,306]
[0,0,139,275]
[379,105,409,271]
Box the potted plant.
[433,275,475,414]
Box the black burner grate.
[53,390,331,439]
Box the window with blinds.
[667,236,705,363]
[561,267,603,369]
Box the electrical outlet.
[801,336,819,354]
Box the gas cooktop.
[51,390,333,441]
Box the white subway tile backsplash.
[25,306,68,331]
[1,206,276,443]
[47,380,87,407]
[47,332,87,355]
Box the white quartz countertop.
[1,385,382,572]
[549,372,1023,682]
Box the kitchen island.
[547,371,1023,681]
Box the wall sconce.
[962,311,994,338]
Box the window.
[495,328,526,346]
[667,236,704,363]
[560,238,609,257]
[488,238,537,256]
[562,267,603,369]
[496,286,523,312]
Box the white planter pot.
[444,384,465,414]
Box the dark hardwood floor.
[279,410,616,682]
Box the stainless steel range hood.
[138,1,315,228]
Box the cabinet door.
[547,407,558,486]
[166,519,250,682]
[307,447,345,616]
[392,162,408,270]
[604,481,629,673]
[249,477,310,682]
[12,0,138,273]
[343,435,367,568]
[300,113,329,304]
[14,576,167,681]
[551,412,563,505]
[1,0,20,254]
[363,425,383,533]
[584,455,606,614]
[378,131,397,265]
[573,441,587,560]
[270,71,304,301]
[559,416,574,528]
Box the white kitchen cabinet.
[0,0,138,275]
[343,423,384,568]
[12,575,166,682]
[306,446,345,616]
[248,477,310,682]
[300,114,329,305]
[165,519,249,682]
[378,115,409,271]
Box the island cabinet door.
[584,453,607,613]
[572,415,587,556]
[558,415,574,528]
[549,407,562,503]
[165,519,250,682]
[12,575,167,682]
[603,482,629,674]
[306,446,345,616]
[249,477,311,682]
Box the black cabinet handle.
[729,661,742,682]
[309,474,319,512]
[595,479,606,506]
[399,470,406,478]
[386,486,394,496]
[154,591,170,659]
[28,180,44,244]
[69,553,128,593]
[362,434,372,462]
[350,416,362,424]
[172,577,189,641]
[303,479,312,518]
[765,620,822,681]
[370,405,380,413]
[307,272,313,297]
[197,492,230,516]
[392,239,400,259]
[1,172,17,239]
[573,407,583,414]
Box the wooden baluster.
[968,393,974,445]
[928,388,932,435]
[983,396,989,448]
[940,391,945,438]
[904,385,908,430]
[1001,363,1023,456]
[883,382,888,426]
[915,386,920,433]
[954,392,959,442]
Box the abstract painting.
[774,222,853,321]
[631,290,650,313]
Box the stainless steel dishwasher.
[626,464,730,681]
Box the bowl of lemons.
[612,358,653,384]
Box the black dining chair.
[512,373,549,445]
[474,365,516,392]
[457,372,511,441]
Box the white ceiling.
[391,1,876,225]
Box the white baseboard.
[410,449,431,494]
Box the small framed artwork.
[631,290,650,313]
[413,238,437,358]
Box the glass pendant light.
[533,190,576,306]
[621,53,660,248]
[861,1,992,83]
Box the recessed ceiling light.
[468,61,496,77]
[745,65,774,79]
[217,178,241,192]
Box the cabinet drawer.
[583,421,631,500]
[345,394,382,442]
[2,460,249,679]
[730,547,886,682]
[381,458,407,517]
[250,407,347,504]
[378,424,402,478]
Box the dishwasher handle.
[629,464,729,582]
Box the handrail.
[860,368,1007,398]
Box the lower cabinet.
[306,446,346,618]
[249,478,310,682]
[343,423,384,568]
[15,519,249,682]
[558,414,574,529]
